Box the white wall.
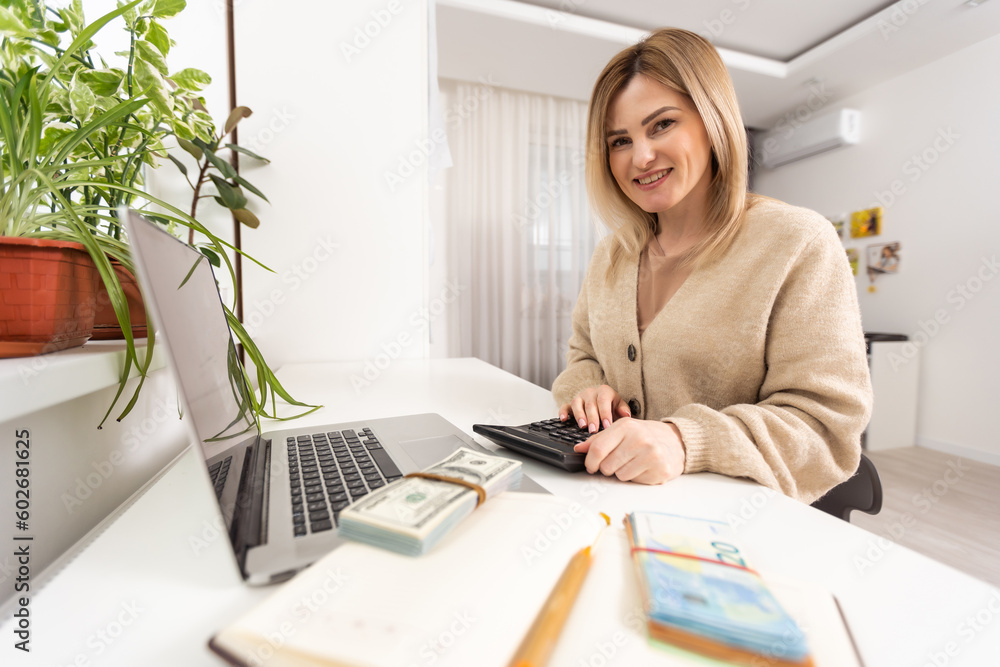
[754,33,1000,464]
[231,0,430,384]
[90,0,431,397]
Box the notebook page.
[211,493,607,667]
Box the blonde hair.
[586,28,752,278]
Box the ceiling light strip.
[438,0,789,78]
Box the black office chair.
[810,453,883,522]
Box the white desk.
[3,358,998,666]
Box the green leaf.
[134,59,172,116]
[136,40,169,77]
[199,246,221,267]
[232,208,260,229]
[224,106,252,134]
[171,116,195,141]
[0,6,33,38]
[225,143,270,163]
[38,28,61,47]
[78,69,124,97]
[122,1,139,25]
[176,136,202,160]
[166,152,188,176]
[233,174,269,203]
[188,110,215,141]
[145,19,171,56]
[43,0,143,88]
[209,173,248,210]
[152,0,186,19]
[69,73,96,123]
[204,148,237,179]
[50,95,149,165]
[170,68,211,92]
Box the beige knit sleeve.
[551,266,607,407]
[668,226,873,504]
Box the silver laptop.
[124,210,544,585]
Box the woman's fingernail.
[589,423,597,433]
[578,418,587,429]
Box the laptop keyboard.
[208,456,233,500]
[287,428,403,537]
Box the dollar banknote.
[339,448,522,555]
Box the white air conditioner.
[757,108,861,169]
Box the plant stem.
[189,158,210,245]
[111,25,138,157]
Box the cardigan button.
[627,344,636,362]
[628,399,640,417]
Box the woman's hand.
[558,384,632,433]
[573,419,686,485]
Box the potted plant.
[0,0,316,427]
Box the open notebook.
[208,494,863,667]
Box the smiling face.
[605,74,714,222]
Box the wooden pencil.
[508,545,594,667]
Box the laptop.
[124,210,545,585]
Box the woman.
[551,28,873,504]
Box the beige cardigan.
[552,197,873,503]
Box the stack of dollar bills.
[338,448,522,556]
[625,511,811,665]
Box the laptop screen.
[125,211,257,459]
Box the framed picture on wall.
[850,206,882,238]
[867,241,901,276]
[846,248,859,276]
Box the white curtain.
[441,80,600,389]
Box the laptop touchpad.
[398,435,549,494]
[398,435,474,468]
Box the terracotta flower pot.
[91,259,148,340]
[0,236,101,358]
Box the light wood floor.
[850,446,1000,587]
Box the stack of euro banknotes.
[625,511,812,666]
[339,448,522,556]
